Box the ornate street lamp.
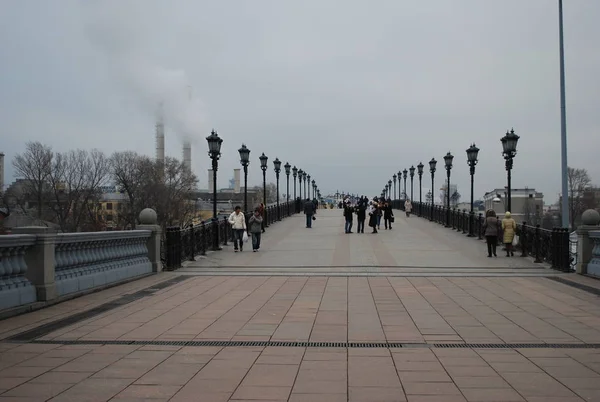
[444,152,454,227]
[206,130,223,250]
[392,174,397,202]
[501,128,519,212]
[429,158,437,221]
[273,158,281,220]
[307,174,311,199]
[387,180,392,200]
[259,153,268,228]
[238,144,250,215]
[292,166,298,202]
[303,172,307,199]
[403,169,408,200]
[284,162,291,216]
[466,143,480,237]
[311,180,316,200]
[298,169,304,200]
[409,166,415,202]
[385,184,389,199]
[417,162,424,216]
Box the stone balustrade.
[576,209,600,278]
[0,208,162,312]
[588,230,600,278]
[0,235,38,309]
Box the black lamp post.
[259,152,268,205]
[238,144,250,215]
[298,169,303,199]
[303,172,307,199]
[312,180,316,200]
[443,152,454,227]
[393,174,397,201]
[292,166,298,202]
[466,144,480,237]
[273,158,281,220]
[388,180,392,200]
[429,158,437,221]
[307,174,311,199]
[409,166,415,201]
[403,169,408,199]
[385,184,389,199]
[417,162,424,216]
[501,128,519,212]
[206,130,223,251]
[284,162,291,216]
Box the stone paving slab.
[184,209,545,270]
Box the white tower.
[182,85,192,174]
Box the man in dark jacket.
[304,198,316,228]
[343,200,354,233]
[356,198,367,233]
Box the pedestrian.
[482,209,500,257]
[368,200,378,233]
[356,197,367,234]
[502,211,517,257]
[248,207,263,252]
[404,199,413,217]
[304,198,316,228]
[384,199,394,230]
[343,198,354,233]
[228,206,247,252]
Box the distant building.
[483,187,543,224]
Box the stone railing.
[0,235,38,310]
[574,209,600,278]
[0,208,162,312]
[588,231,600,278]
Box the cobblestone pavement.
[1,211,600,401]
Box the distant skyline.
[1,1,599,203]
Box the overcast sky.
[1,1,599,203]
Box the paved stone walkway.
[1,210,600,401]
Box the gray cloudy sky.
[1,0,599,203]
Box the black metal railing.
[391,201,573,272]
[163,201,297,270]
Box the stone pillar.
[575,209,600,275]
[137,208,163,273]
[11,226,57,301]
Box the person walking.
[343,199,354,233]
[502,211,517,257]
[383,200,394,230]
[356,197,367,234]
[258,203,266,233]
[228,206,247,252]
[375,198,383,230]
[482,209,501,257]
[248,208,263,252]
[368,200,378,233]
[404,199,413,217]
[304,198,316,228]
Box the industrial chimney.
[155,102,165,165]
[0,152,4,193]
[183,142,192,174]
[234,169,241,194]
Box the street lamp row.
[383,129,518,237]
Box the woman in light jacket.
[501,211,517,257]
[404,199,413,217]
[228,206,247,252]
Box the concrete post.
[138,208,162,273]
[575,209,600,275]
[11,226,57,301]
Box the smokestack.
[0,152,4,192]
[155,103,165,165]
[183,142,191,174]
[234,169,241,194]
[208,169,214,192]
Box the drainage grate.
[17,339,600,349]
[5,276,190,342]
[545,276,600,296]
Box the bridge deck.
[1,210,600,401]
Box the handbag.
[390,216,395,223]
[242,231,249,243]
[312,216,316,221]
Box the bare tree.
[12,142,53,219]
[567,167,592,228]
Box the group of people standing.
[342,196,413,234]
[482,210,518,257]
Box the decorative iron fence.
[392,201,573,272]
[162,201,296,270]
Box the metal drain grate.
[545,276,600,296]
[5,276,190,342]
[18,339,600,349]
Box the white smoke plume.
[81,1,208,144]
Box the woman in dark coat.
[383,199,394,230]
[482,209,501,257]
